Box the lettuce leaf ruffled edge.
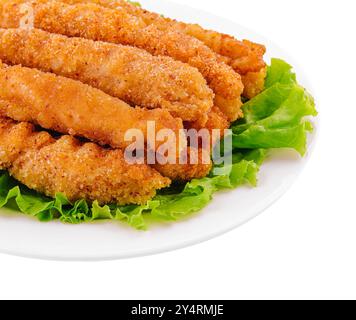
[0,150,263,230]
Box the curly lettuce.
[0,151,262,230]
[231,59,317,155]
[0,59,317,230]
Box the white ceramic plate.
[0,0,317,261]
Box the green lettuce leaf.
[0,58,317,230]
[231,58,317,155]
[0,153,260,230]
[265,58,297,88]
[150,150,265,222]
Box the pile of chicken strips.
[0,0,266,205]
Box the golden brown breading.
[241,68,267,99]
[0,28,214,123]
[187,106,230,148]
[0,63,184,152]
[0,117,170,205]
[188,107,229,135]
[213,96,243,122]
[0,63,212,181]
[153,147,212,182]
[61,0,266,98]
[0,0,243,120]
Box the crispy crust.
[187,106,230,147]
[0,117,170,205]
[61,0,266,98]
[0,63,212,181]
[214,95,243,122]
[0,0,243,106]
[153,147,212,182]
[188,107,229,134]
[0,63,183,151]
[0,0,268,206]
[241,67,267,99]
[0,28,214,123]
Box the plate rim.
[0,0,319,261]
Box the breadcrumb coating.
[0,63,211,181]
[188,107,229,134]
[153,147,212,182]
[61,0,266,98]
[0,63,184,152]
[187,106,230,147]
[0,28,214,123]
[0,0,243,120]
[0,117,170,205]
[214,95,243,122]
[241,68,267,99]
[0,1,269,207]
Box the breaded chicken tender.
[0,0,243,121]
[0,63,211,181]
[0,117,170,205]
[0,63,184,152]
[61,0,266,98]
[0,28,214,123]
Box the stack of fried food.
[0,0,266,205]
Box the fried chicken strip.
[0,63,212,181]
[0,0,243,121]
[0,63,183,152]
[0,117,170,205]
[61,0,266,98]
[0,28,214,123]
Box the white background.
[0,0,355,300]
